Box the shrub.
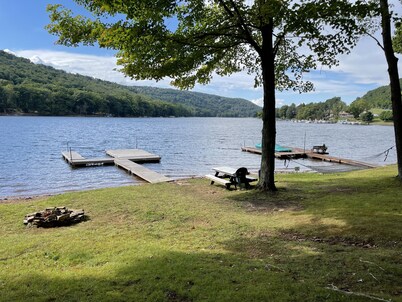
[379,110,393,121]
[360,111,374,123]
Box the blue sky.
[1,0,401,107]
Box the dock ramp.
[114,159,171,184]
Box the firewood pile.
[23,207,86,227]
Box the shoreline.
[0,194,53,204]
[0,176,208,203]
[0,168,350,202]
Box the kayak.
[255,143,292,152]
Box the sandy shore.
[0,194,54,204]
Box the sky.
[1,0,401,107]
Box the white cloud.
[251,98,263,107]
[29,55,47,65]
[250,98,284,107]
[3,49,16,56]
[276,98,286,107]
[330,36,391,86]
[13,49,261,101]
[14,49,174,88]
[9,34,402,106]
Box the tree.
[286,103,297,119]
[278,105,289,119]
[47,0,370,191]
[360,111,374,123]
[383,0,402,180]
[0,85,8,113]
[324,96,346,119]
[365,0,402,180]
[348,98,370,118]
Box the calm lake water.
[0,116,396,198]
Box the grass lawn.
[0,165,401,301]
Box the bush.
[379,110,393,121]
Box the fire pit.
[23,207,86,227]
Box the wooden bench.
[205,174,232,189]
[312,145,328,154]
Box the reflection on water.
[0,116,396,198]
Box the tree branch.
[171,35,243,50]
[366,32,385,52]
[216,0,234,18]
[223,0,262,53]
[325,284,392,302]
[227,0,254,38]
[273,34,285,56]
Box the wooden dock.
[62,148,171,184]
[241,146,307,160]
[115,159,171,183]
[106,149,160,163]
[62,151,115,166]
[62,149,160,167]
[305,152,379,168]
[242,146,378,169]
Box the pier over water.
[62,149,171,184]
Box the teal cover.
[255,143,292,152]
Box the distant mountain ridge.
[0,51,260,117]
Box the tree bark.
[380,0,402,180]
[258,21,277,191]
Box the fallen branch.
[369,272,379,282]
[325,284,392,302]
[359,258,385,271]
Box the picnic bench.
[206,166,258,189]
[312,144,328,154]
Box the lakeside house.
[339,111,354,119]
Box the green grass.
[0,166,401,301]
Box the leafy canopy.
[47,0,371,93]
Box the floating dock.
[62,149,160,167]
[61,152,115,166]
[106,149,161,163]
[62,149,171,184]
[242,146,379,169]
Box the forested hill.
[130,86,260,117]
[359,80,402,109]
[0,51,260,117]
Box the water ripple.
[0,116,396,198]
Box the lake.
[0,116,396,198]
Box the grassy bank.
[0,166,401,301]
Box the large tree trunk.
[380,0,402,180]
[258,22,277,191]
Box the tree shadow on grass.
[216,172,402,300]
[228,172,402,246]
[3,242,400,302]
[1,249,341,302]
[227,186,306,213]
[221,232,402,301]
